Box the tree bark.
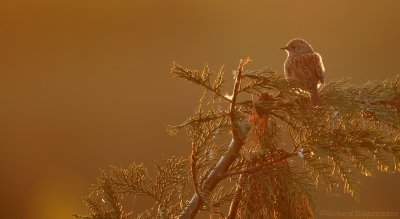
[179,138,244,218]
[179,58,250,219]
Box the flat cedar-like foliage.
[75,58,400,219]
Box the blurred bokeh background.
[1,1,400,218]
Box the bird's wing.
[295,53,325,85]
[286,53,325,90]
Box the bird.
[281,38,325,106]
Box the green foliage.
[77,59,400,219]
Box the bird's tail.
[310,88,322,106]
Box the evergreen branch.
[167,111,228,135]
[186,117,226,196]
[211,186,236,209]
[101,164,157,201]
[227,175,245,219]
[179,58,251,219]
[359,98,400,105]
[238,67,295,95]
[222,152,297,178]
[230,57,252,139]
[78,58,400,219]
[171,62,231,102]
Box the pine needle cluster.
[75,58,400,219]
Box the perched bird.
[281,38,325,106]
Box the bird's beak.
[280,46,289,50]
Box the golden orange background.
[1,1,400,218]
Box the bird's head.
[281,38,314,55]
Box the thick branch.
[179,138,244,218]
[179,58,250,219]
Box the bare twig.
[227,175,245,219]
[230,57,252,139]
[190,147,200,195]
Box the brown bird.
[281,38,325,106]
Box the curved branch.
[179,58,251,219]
